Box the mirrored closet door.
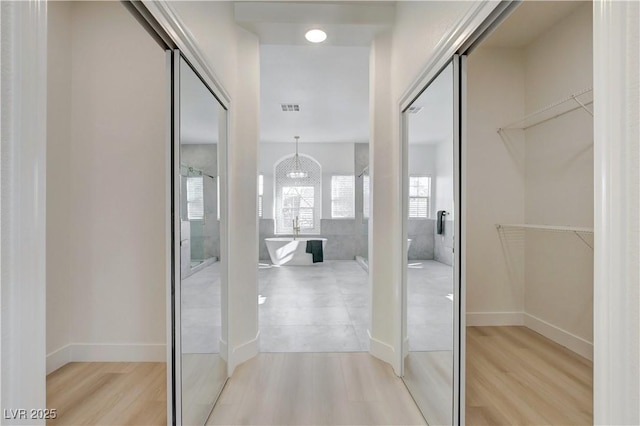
[173,53,228,425]
[402,59,461,426]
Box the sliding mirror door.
[402,59,461,425]
[174,54,228,425]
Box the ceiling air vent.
[407,106,423,114]
[281,104,300,112]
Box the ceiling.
[237,1,392,144]
[482,1,588,48]
[235,2,395,47]
[260,44,370,144]
[181,1,590,146]
[407,62,453,145]
[180,60,221,145]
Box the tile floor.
[259,261,370,352]
[259,259,453,353]
[181,261,221,354]
[179,259,453,354]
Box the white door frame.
[593,1,640,424]
[0,1,48,422]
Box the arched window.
[274,155,322,234]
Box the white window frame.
[409,175,432,219]
[274,154,322,234]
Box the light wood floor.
[46,328,593,426]
[206,352,426,425]
[466,326,593,425]
[403,351,453,425]
[46,362,166,425]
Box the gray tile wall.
[259,218,360,261]
[434,219,454,266]
[408,219,436,260]
[260,218,440,262]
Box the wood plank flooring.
[46,327,593,426]
[403,351,453,425]
[206,352,426,425]
[46,362,166,425]
[466,326,593,425]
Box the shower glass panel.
[355,143,370,267]
[402,60,459,425]
[177,55,227,425]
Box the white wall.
[523,4,593,353]
[368,1,476,372]
[465,47,526,321]
[391,2,477,100]
[46,0,72,363]
[259,142,355,220]
[46,1,167,371]
[434,139,454,217]
[227,26,260,372]
[369,29,402,371]
[408,145,436,177]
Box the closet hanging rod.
[496,224,593,233]
[497,87,593,132]
[496,224,593,250]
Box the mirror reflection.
[179,58,226,425]
[403,61,455,425]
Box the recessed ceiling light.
[305,29,327,43]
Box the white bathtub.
[265,237,328,266]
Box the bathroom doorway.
[256,44,371,353]
[238,4,378,353]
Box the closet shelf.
[497,87,593,133]
[496,224,593,233]
[496,224,593,249]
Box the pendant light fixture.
[287,136,308,179]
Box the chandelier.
[286,136,308,179]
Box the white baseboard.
[466,311,524,326]
[219,338,229,363]
[229,331,260,374]
[368,330,400,375]
[46,343,166,374]
[524,313,593,361]
[355,256,369,272]
[46,345,72,374]
[465,311,593,361]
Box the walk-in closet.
[464,2,594,423]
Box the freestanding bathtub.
[265,237,328,266]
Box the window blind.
[409,176,431,218]
[331,175,355,218]
[186,176,204,220]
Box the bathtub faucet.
[293,216,300,240]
